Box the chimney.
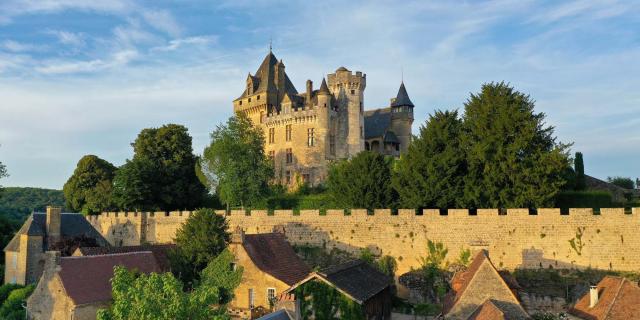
[306,79,313,100]
[589,285,599,308]
[46,206,62,243]
[231,226,245,244]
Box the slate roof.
[391,82,414,107]
[4,213,108,252]
[75,244,175,272]
[237,52,298,100]
[242,233,311,286]
[288,260,391,304]
[58,252,162,305]
[364,108,392,140]
[570,276,640,320]
[255,309,294,320]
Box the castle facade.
[232,51,414,186]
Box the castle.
[232,50,414,186]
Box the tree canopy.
[171,208,230,287]
[574,152,586,191]
[608,176,635,190]
[63,155,117,215]
[461,82,570,208]
[327,151,397,209]
[199,113,273,209]
[112,124,206,211]
[394,110,466,209]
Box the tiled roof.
[364,108,391,139]
[255,309,294,320]
[242,233,311,285]
[75,244,175,272]
[237,52,298,100]
[570,276,640,320]
[4,213,108,252]
[58,252,162,305]
[317,260,391,303]
[468,299,506,320]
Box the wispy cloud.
[45,30,85,47]
[35,50,138,74]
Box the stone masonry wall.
[88,208,640,275]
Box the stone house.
[233,50,414,186]
[569,276,640,319]
[27,251,164,320]
[442,250,530,320]
[3,206,108,285]
[286,259,393,320]
[228,229,310,319]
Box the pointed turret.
[391,82,414,108]
[318,78,331,95]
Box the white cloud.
[141,9,182,37]
[0,0,133,24]
[35,49,138,74]
[46,30,85,47]
[151,35,219,52]
[1,40,45,52]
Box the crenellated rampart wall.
[88,208,640,275]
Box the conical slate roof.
[318,78,330,95]
[391,82,414,107]
[237,52,298,100]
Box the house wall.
[28,253,75,320]
[89,208,640,277]
[4,251,19,284]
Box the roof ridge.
[603,277,627,320]
[62,251,154,260]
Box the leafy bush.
[0,284,34,320]
[0,284,22,304]
[555,191,612,209]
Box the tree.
[171,208,230,286]
[0,150,8,199]
[97,250,242,320]
[327,151,397,209]
[112,124,206,211]
[394,110,466,208]
[199,113,273,209]
[63,155,117,215]
[461,82,571,208]
[607,176,635,190]
[0,284,34,320]
[574,152,586,190]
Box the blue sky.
[0,0,638,189]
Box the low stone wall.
[88,208,640,275]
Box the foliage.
[420,263,449,303]
[171,208,230,287]
[327,151,397,209]
[0,284,34,320]
[531,312,569,320]
[574,152,586,191]
[295,280,365,320]
[97,260,238,320]
[555,191,612,209]
[376,255,398,278]
[607,176,635,190]
[200,113,273,209]
[48,235,99,256]
[461,82,571,208]
[420,240,448,269]
[0,187,65,222]
[0,154,6,194]
[456,248,472,266]
[358,248,375,265]
[112,124,206,211]
[394,110,466,209]
[0,284,22,304]
[63,155,117,215]
[198,249,243,304]
[414,303,442,317]
[293,245,356,270]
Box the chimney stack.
[46,206,62,244]
[306,80,313,101]
[231,226,245,244]
[589,285,599,308]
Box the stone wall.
[88,208,640,275]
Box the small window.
[307,128,315,147]
[257,95,260,100]
[269,128,275,144]
[285,125,292,141]
[302,174,310,183]
[230,262,237,271]
[285,170,291,184]
[239,101,243,106]
[248,288,255,309]
[351,89,355,95]
[248,98,251,102]
[267,288,276,306]
[286,148,293,164]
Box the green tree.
[462,82,570,208]
[327,151,397,209]
[199,113,273,209]
[171,208,230,286]
[0,284,34,320]
[394,110,466,208]
[112,124,206,211]
[574,152,586,190]
[63,155,117,215]
[607,176,635,190]
[97,252,241,320]
[0,152,7,199]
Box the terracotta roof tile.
[58,252,162,305]
[570,276,640,320]
[468,299,506,320]
[243,233,310,285]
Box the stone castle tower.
[233,51,414,186]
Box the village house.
[442,250,530,320]
[286,259,393,320]
[27,251,165,320]
[228,228,311,319]
[3,206,108,285]
[569,275,640,320]
[71,243,176,271]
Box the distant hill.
[0,187,66,224]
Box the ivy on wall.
[294,280,365,320]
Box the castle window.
[257,95,260,100]
[286,125,292,141]
[360,126,363,138]
[239,100,242,106]
[286,148,293,164]
[268,128,275,144]
[351,89,355,95]
[285,170,291,184]
[307,128,315,147]
[248,289,255,309]
[248,98,251,102]
[267,288,276,306]
[329,134,336,156]
[360,102,363,113]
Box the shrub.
[555,191,612,209]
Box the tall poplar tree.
[574,152,586,190]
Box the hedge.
[555,191,612,210]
